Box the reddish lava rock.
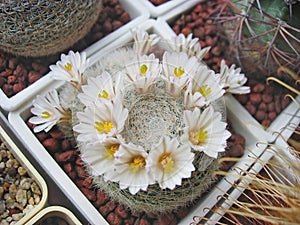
[235,79,296,127]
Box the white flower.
[109,142,154,195]
[184,88,206,110]
[218,60,250,94]
[133,29,160,55]
[168,33,211,61]
[148,136,195,190]
[73,97,128,143]
[188,65,225,105]
[29,90,70,133]
[162,51,199,96]
[81,138,120,176]
[49,51,89,88]
[125,54,161,93]
[182,106,231,158]
[78,71,124,106]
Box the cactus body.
[0,1,102,57]
[221,0,300,79]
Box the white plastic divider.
[0,0,149,112]
[8,19,178,225]
[139,0,201,18]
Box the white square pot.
[0,0,149,112]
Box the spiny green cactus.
[0,0,102,57]
[218,0,300,80]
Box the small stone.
[261,119,271,128]
[107,212,122,225]
[13,83,25,93]
[42,138,60,153]
[0,201,6,215]
[245,103,256,116]
[252,83,265,93]
[34,194,40,205]
[255,110,266,121]
[0,219,9,225]
[258,102,267,111]
[16,189,27,207]
[11,212,24,221]
[267,102,275,112]
[31,182,41,195]
[262,94,273,103]
[181,27,192,36]
[28,71,42,84]
[268,111,277,120]
[17,167,27,176]
[20,178,32,190]
[28,197,34,205]
[228,145,244,157]
[249,93,262,105]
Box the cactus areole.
[0,1,102,57]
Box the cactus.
[0,0,102,57]
[29,30,250,215]
[218,0,300,80]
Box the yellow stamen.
[64,63,72,72]
[140,64,148,76]
[159,153,175,174]
[174,66,185,77]
[189,129,208,145]
[129,155,146,173]
[41,111,51,119]
[94,121,114,134]
[98,90,109,99]
[102,144,119,160]
[199,84,211,97]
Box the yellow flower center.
[140,64,148,76]
[41,111,51,119]
[189,129,208,145]
[102,144,119,160]
[64,63,72,72]
[98,90,109,99]
[94,121,114,134]
[174,66,185,77]
[199,84,211,97]
[159,153,175,174]
[129,155,146,173]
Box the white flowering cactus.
[29,30,250,214]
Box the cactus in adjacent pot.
[218,0,300,80]
[0,0,102,57]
